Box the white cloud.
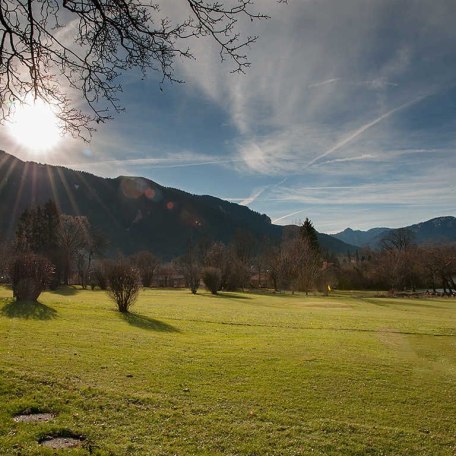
[268,175,456,208]
[268,177,456,232]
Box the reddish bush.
[106,260,141,312]
[9,253,54,301]
[202,267,222,295]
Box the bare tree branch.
[0,0,275,139]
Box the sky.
[1,0,455,233]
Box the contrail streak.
[240,177,289,206]
[306,95,427,168]
[240,187,267,206]
[272,209,308,224]
[67,157,245,169]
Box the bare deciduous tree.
[423,245,456,295]
[76,227,107,288]
[0,0,275,137]
[381,228,416,253]
[278,236,321,295]
[176,237,201,294]
[262,242,281,291]
[90,260,108,290]
[57,214,90,285]
[379,228,419,292]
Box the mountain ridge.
[0,150,356,258]
[332,216,456,248]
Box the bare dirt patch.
[39,436,84,449]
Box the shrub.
[224,258,250,291]
[129,251,160,287]
[175,251,201,294]
[9,253,54,301]
[202,267,222,294]
[91,263,108,290]
[106,260,141,312]
[184,263,201,294]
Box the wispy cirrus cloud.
[270,181,454,206]
[308,78,340,89]
[178,0,456,194]
[268,177,456,231]
[304,94,429,168]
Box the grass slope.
[0,287,455,455]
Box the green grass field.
[1,286,455,455]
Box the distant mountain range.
[0,150,355,258]
[331,216,456,248]
[2,151,452,258]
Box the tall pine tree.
[300,218,320,253]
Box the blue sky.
[1,0,455,233]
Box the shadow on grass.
[49,286,79,296]
[1,300,57,320]
[243,290,303,299]
[361,297,447,310]
[200,292,252,300]
[120,312,180,332]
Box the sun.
[7,98,61,152]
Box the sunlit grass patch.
[1,286,455,454]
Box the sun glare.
[7,98,61,152]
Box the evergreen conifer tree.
[300,218,320,253]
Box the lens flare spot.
[166,201,174,210]
[152,187,163,202]
[144,187,155,200]
[120,177,147,199]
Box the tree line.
[336,229,456,295]
[1,202,455,311]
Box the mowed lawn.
[1,287,455,455]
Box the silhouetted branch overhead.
[0,0,275,138]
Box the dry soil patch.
[39,436,83,449]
